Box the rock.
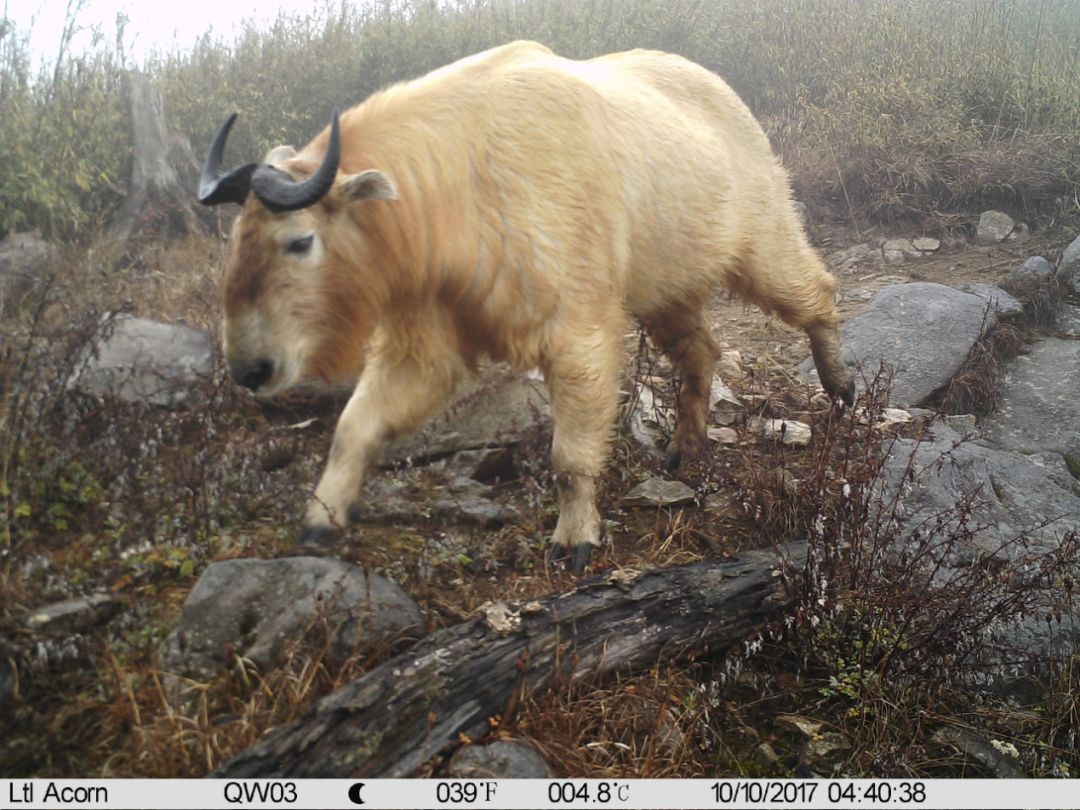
[384,370,549,466]
[976,210,1016,245]
[707,426,738,445]
[161,557,424,684]
[913,237,940,253]
[66,314,214,408]
[0,231,56,314]
[953,284,1024,318]
[942,413,977,432]
[753,417,812,447]
[980,338,1080,460]
[710,375,743,411]
[754,742,782,771]
[350,478,427,524]
[433,495,521,527]
[24,594,121,634]
[803,732,853,766]
[622,478,696,507]
[704,491,740,515]
[931,728,1028,778]
[1010,256,1054,285]
[1057,233,1080,296]
[882,422,1080,681]
[447,740,553,778]
[1008,222,1030,243]
[625,383,672,457]
[800,283,1002,407]
[718,349,743,379]
[1056,303,1080,337]
[882,238,919,262]
[775,714,823,738]
[878,407,913,428]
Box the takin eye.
[284,235,314,256]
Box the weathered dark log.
[213,541,807,778]
[107,73,207,244]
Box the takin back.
[198,40,855,571]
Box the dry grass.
[938,319,1027,416]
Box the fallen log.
[213,541,807,778]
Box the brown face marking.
[223,209,275,314]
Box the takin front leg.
[296,354,462,551]
[645,307,719,472]
[807,319,855,407]
[543,323,623,573]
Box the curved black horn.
[250,109,342,214]
[198,112,257,207]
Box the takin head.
[198,111,398,394]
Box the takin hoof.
[289,525,342,557]
[546,542,593,573]
[664,436,708,475]
[834,376,856,409]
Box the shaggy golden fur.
[220,41,854,565]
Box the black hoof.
[664,449,682,474]
[291,525,342,557]
[547,543,592,573]
[838,377,856,409]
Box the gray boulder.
[953,284,1023,319]
[882,422,1079,683]
[1009,256,1054,285]
[976,210,1016,245]
[882,238,920,262]
[1058,233,1080,296]
[0,231,56,314]
[161,557,424,684]
[67,314,213,408]
[1056,303,1080,337]
[384,371,549,465]
[980,337,1080,461]
[801,283,1004,407]
[447,740,553,778]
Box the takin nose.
[232,358,274,391]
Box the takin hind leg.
[542,318,624,573]
[644,306,719,472]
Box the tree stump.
[107,73,206,245]
[213,541,807,778]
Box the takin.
[198,41,855,571]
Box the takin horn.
[198,109,342,213]
[198,113,257,207]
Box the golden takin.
[199,41,854,571]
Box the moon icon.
[347,782,366,805]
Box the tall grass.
[1,0,1079,241]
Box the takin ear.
[340,169,398,202]
[263,145,298,165]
